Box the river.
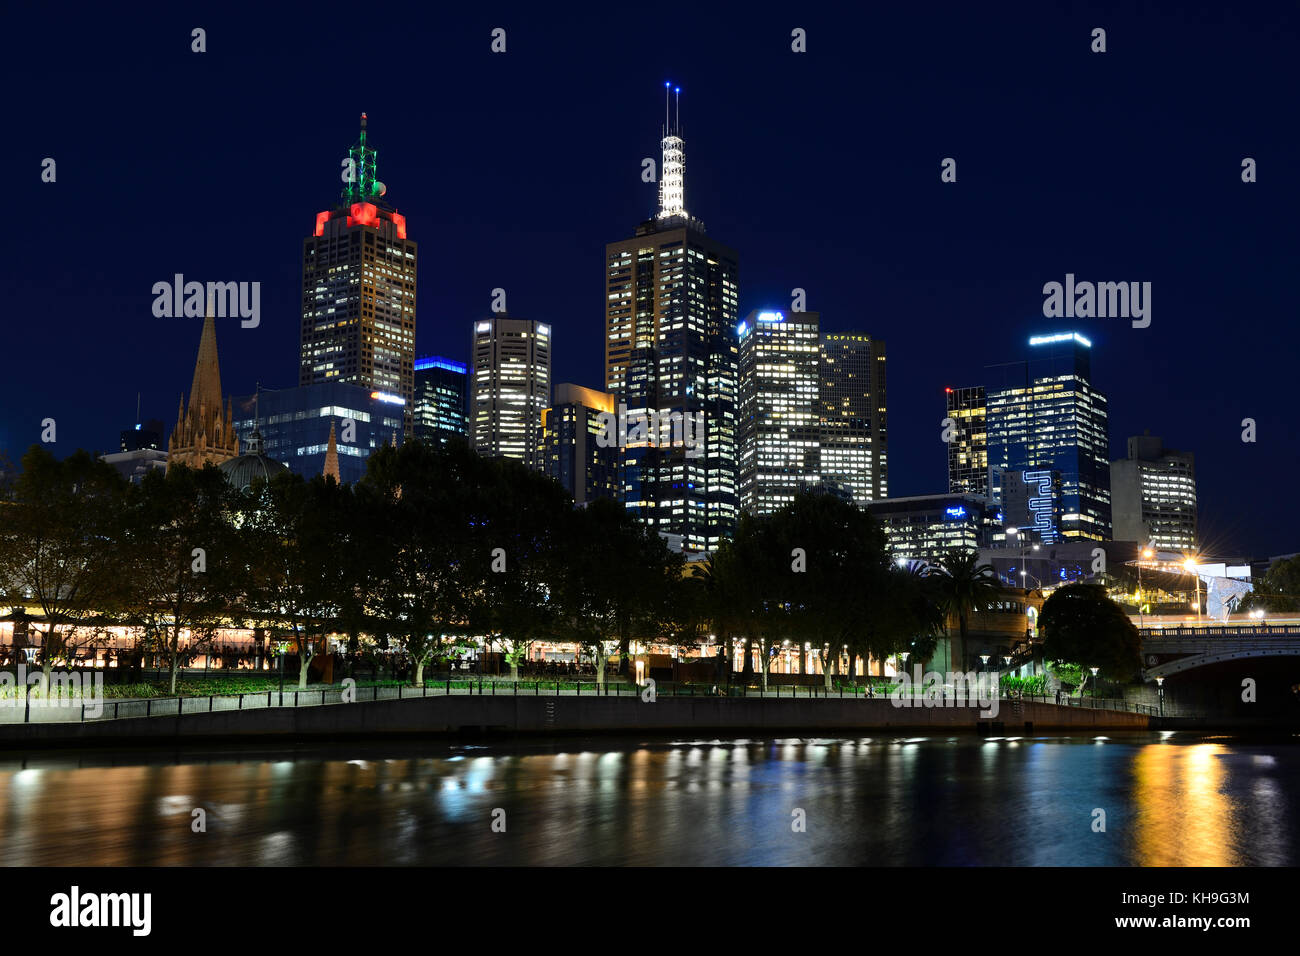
[1,733,1296,865]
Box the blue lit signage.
[756,311,784,323]
[943,506,967,520]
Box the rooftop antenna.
[135,392,141,426]
[657,83,687,220]
[675,86,680,134]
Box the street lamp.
[1184,558,1202,623]
[1155,676,1165,716]
[1089,666,1100,702]
[1137,547,1154,627]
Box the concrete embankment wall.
[0,695,1149,746]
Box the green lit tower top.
[302,113,417,434]
[342,112,384,205]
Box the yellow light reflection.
[1132,742,1236,866]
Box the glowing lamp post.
[1184,558,1202,623]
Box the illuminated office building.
[300,113,417,433]
[1110,432,1197,552]
[603,85,739,552]
[414,356,469,447]
[867,494,1001,562]
[232,382,404,485]
[470,315,551,470]
[737,310,821,515]
[985,332,1111,542]
[945,385,988,497]
[543,384,618,505]
[819,332,887,504]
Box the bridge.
[1139,621,1300,678]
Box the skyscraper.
[469,315,551,470]
[819,332,888,504]
[737,310,821,515]
[543,384,618,505]
[1110,432,1197,552]
[945,385,988,497]
[413,356,469,447]
[168,306,239,471]
[300,113,417,433]
[603,86,739,552]
[985,332,1111,542]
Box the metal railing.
[0,677,1162,724]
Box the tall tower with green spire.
[300,113,418,433]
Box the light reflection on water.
[0,733,1296,866]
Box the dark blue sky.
[3,2,1296,557]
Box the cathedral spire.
[188,296,224,420]
[168,294,239,471]
[323,419,340,482]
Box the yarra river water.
[1,733,1297,866]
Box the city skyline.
[3,5,1296,557]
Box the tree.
[0,447,128,692]
[120,463,241,694]
[930,547,1004,673]
[240,471,353,691]
[360,441,478,686]
[469,457,571,680]
[1240,556,1300,614]
[1038,583,1142,682]
[553,499,679,690]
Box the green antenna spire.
[343,112,382,204]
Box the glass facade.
[232,382,404,485]
[604,220,739,551]
[542,384,618,505]
[413,356,469,447]
[737,310,821,515]
[985,333,1111,542]
[945,385,988,497]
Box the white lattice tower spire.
[657,83,686,219]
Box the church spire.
[323,419,340,482]
[167,294,239,471]
[187,296,224,420]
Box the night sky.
[3,2,1296,557]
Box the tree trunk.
[595,647,607,690]
[168,627,180,695]
[822,644,835,691]
[617,635,629,675]
[957,615,968,674]
[742,637,754,679]
[414,659,425,686]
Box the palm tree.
[929,548,1004,672]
